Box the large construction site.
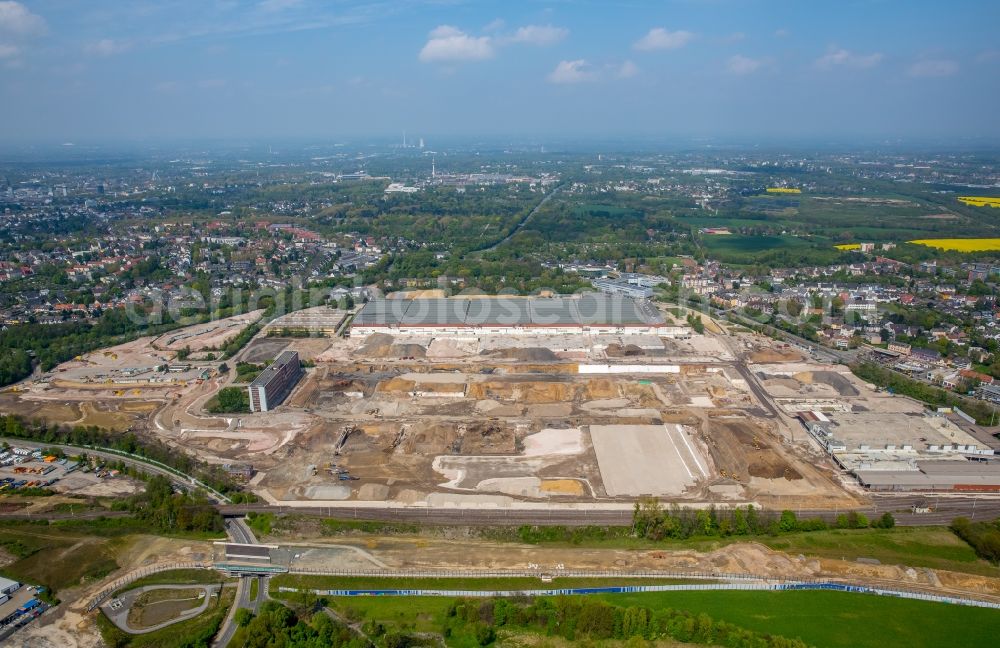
[3,294,998,511]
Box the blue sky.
[1,0,998,143]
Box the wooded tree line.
[234,595,809,648]
[443,596,809,648]
[631,499,894,541]
[238,600,365,648]
[951,516,1000,563]
[128,475,223,534]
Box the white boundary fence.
[278,580,1000,610]
[275,568,1000,610]
[86,564,1000,613]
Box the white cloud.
[419,25,494,63]
[482,18,505,33]
[633,28,694,51]
[774,29,790,38]
[198,78,227,89]
[617,60,639,79]
[0,42,17,58]
[419,23,568,64]
[816,47,883,69]
[0,1,46,36]
[85,38,130,57]
[508,24,567,46]
[548,59,595,84]
[908,59,958,77]
[726,55,763,75]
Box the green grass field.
[0,522,123,595]
[759,526,993,574]
[598,590,1000,648]
[327,596,452,633]
[474,526,999,578]
[636,527,997,577]
[702,234,810,253]
[325,590,1000,647]
[0,520,226,597]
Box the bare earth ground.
[6,535,215,648]
[1,318,860,510]
[152,310,264,352]
[269,525,1000,603]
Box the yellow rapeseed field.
[835,243,861,250]
[958,196,1000,208]
[909,238,1000,252]
[766,187,802,194]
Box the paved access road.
[213,519,268,648]
[103,584,221,634]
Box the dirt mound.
[540,480,585,496]
[811,371,859,396]
[388,343,426,359]
[749,349,803,363]
[377,378,417,393]
[605,344,645,357]
[356,333,394,357]
[584,379,620,399]
[483,347,558,362]
[467,380,577,404]
[355,334,427,359]
[703,418,803,482]
[748,461,803,480]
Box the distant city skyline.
[0,0,998,142]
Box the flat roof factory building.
[248,350,304,413]
[350,294,686,337]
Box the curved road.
[103,584,222,634]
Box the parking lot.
[0,584,49,642]
[0,448,79,492]
[0,446,136,497]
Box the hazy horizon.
[1,0,998,143]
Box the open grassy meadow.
[0,521,124,595]
[598,590,1000,648]
[323,589,1000,648]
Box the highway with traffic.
[213,518,268,648]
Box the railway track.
[216,494,1000,527]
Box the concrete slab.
[589,424,705,496]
